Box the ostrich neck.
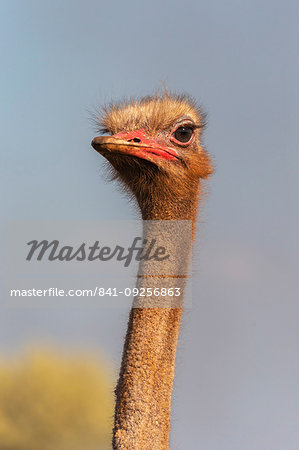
[113,182,200,450]
[140,183,200,221]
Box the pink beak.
[91,129,179,162]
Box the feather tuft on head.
[98,91,206,135]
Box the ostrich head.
[92,92,213,217]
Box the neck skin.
[112,181,200,450]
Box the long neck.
[113,182,200,450]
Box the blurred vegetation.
[0,348,113,450]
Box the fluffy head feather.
[99,92,205,135]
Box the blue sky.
[1,1,299,448]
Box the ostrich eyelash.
[99,127,111,135]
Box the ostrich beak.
[91,129,179,162]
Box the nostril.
[128,138,141,143]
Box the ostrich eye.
[172,126,194,143]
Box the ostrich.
[91,92,213,449]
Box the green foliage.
[0,349,113,450]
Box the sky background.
[1,0,299,448]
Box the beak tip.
[91,137,100,151]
